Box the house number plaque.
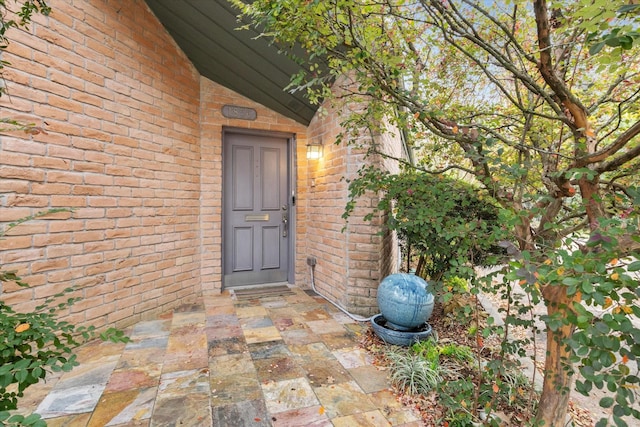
[222,105,257,121]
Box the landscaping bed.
[361,297,596,426]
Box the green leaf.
[613,414,628,427]
[575,379,592,395]
[626,260,640,272]
[600,396,615,408]
[589,41,606,55]
[613,404,627,418]
[16,369,28,384]
[32,366,43,379]
[562,277,581,286]
[605,36,622,47]
[581,281,595,294]
[24,413,44,424]
[8,414,25,423]
[617,4,640,13]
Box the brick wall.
[0,0,402,329]
[304,99,403,316]
[0,0,202,329]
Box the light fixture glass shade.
[306,142,323,159]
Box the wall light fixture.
[306,139,323,160]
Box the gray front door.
[223,131,290,287]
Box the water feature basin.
[371,314,433,346]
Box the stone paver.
[20,287,422,426]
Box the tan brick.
[31,75,71,98]
[83,151,112,164]
[71,252,104,267]
[81,127,112,142]
[49,220,84,233]
[85,219,115,230]
[73,231,105,243]
[84,261,113,277]
[48,146,84,160]
[73,185,103,196]
[104,165,131,176]
[115,237,140,249]
[31,182,72,195]
[0,180,30,194]
[72,208,105,219]
[88,197,118,207]
[1,290,37,311]
[2,138,47,156]
[73,162,105,174]
[33,282,75,299]
[31,257,70,273]
[31,156,71,170]
[0,166,44,181]
[72,65,105,87]
[72,137,104,152]
[84,301,117,320]
[3,194,48,207]
[50,195,86,207]
[81,280,113,298]
[46,243,83,258]
[0,235,32,250]
[33,233,72,247]
[107,306,135,324]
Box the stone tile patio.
[19,287,423,426]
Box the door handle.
[282,212,288,237]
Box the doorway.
[222,129,294,288]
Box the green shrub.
[410,338,440,365]
[438,342,474,363]
[345,168,508,281]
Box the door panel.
[261,148,280,210]
[232,146,254,210]
[261,226,280,269]
[224,132,289,287]
[233,227,253,271]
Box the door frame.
[221,127,297,288]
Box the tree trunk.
[512,211,578,425]
[578,176,606,229]
[416,254,425,278]
[535,285,578,426]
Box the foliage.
[439,276,481,326]
[580,2,640,58]
[0,0,50,96]
[412,338,475,365]
[498,215,640,426]
[0,211,130,425]
[0,0,50,135]
[345,169,507,281]
[385,346,442,395]
[402,333,535,425]
[236,0,640,423]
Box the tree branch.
[576,120,640,168]
[533,0,593,142]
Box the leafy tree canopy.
[236,0,640,425]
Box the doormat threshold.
[232,285,295,300]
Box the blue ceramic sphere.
[377,273,434,331]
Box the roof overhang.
[145,0,317,125]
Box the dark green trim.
[145,0,316,125]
